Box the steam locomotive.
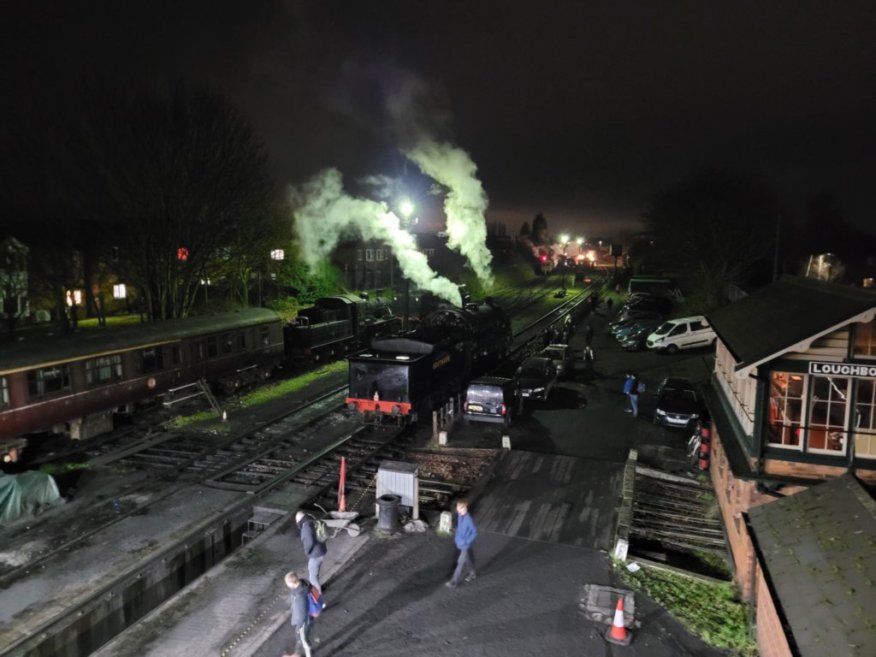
[285,294,398,362]
[344,299,512,423]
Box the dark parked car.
[515,356,558,401]
[463,377,520,426]
[619,323,658,351]
[614,319,662,342]
[621,295,673,314]
[609,311,664,334]
[540,343,573,379]
[653,377,704,429]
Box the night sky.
[3,1,875,237]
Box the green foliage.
[275,253,344,307]
[616,561,756,656]
[240,361,346,406]
[77,315,144,329]
[40,462,89,475]
[167,410,217,429]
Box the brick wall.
[755,565,793,657]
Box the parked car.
[614,319,662,342]
[515,356,558,401]
[463,377,520,426]
[653,377,704,429]
[646,316,716,353]
[540,343,573,379]
[609,310,664,334]
[618,323,658,351]
[621,295,673,313]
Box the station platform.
[90,449,726,657]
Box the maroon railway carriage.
[0,309,283,449]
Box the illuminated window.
[854,379,876,459]
[376,249,384,261]
[853,320,876,359]
[270,249,285,261]
[113,284,127,299]
[808,376,850,453]
[28,365,71,398]
[365,249,374,262]
[85,354,123,385]
[765,372,804,449]
[0,376,8,408]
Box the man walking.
[283,571,313,657]
[296,510,327,593]
[446,499,478,588]
[629,373,641,418]
[622,372,634,412]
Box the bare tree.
[78,82,279,319]
[643,170,780,307]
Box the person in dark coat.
[296,510,327,593]
[283,571,313,657]
[446,499,478,588]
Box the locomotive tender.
[345,299,512,423]
[0,309,284,450]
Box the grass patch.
[167,410,217,429]
[78,315,144,329]
[240,360,347,407]
[40,461,89,475]
[615,561,756,656]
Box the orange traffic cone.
[605,596,633,645]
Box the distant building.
[0,237,30,323]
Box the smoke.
[403,138,493,285]
[291,168,463,306]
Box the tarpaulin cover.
[0,471,61,525]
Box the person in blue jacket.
[446,499,478,588]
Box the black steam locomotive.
[344,299,512,423]
[285,294,398,362]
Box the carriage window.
[140,347,164,373]
[0,376,8,408]
[28,365,71,398]
[170,345,181,365]
[85,354,123,385]
[237,331,247,350]
[222,334,234,354]
[191,341,205,362]
[207,336,219,358]
[260,326,270,346]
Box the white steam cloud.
[291,168,463,306]
[403,138,493,285]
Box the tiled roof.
[706,276,876,371]
[748,474,876,657]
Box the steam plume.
[291,168,463,306]
[403,138,493,285]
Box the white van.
[646,315,716,353]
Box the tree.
[78,83,279,319]
[519,221,531,237]
[643,170,780,307]
[531,213,549,246]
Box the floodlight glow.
[399,198,415,218]
[559,234,569,244]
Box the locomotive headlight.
[533,387,545,393]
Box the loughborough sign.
[808,362,876,378]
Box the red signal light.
[177,247,189,261]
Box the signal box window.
[85,354,123,385]
[853,319,876,359]
[28,365,71,398]
[854,378,876,459]
[0,376,9,408]
[765,372,804,448]
[140,347,164,373]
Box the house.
[703,276,876,656]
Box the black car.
[463,377,520,426]
[619,323,657,351]
[653,377,704,429]
[516,357,558,401]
